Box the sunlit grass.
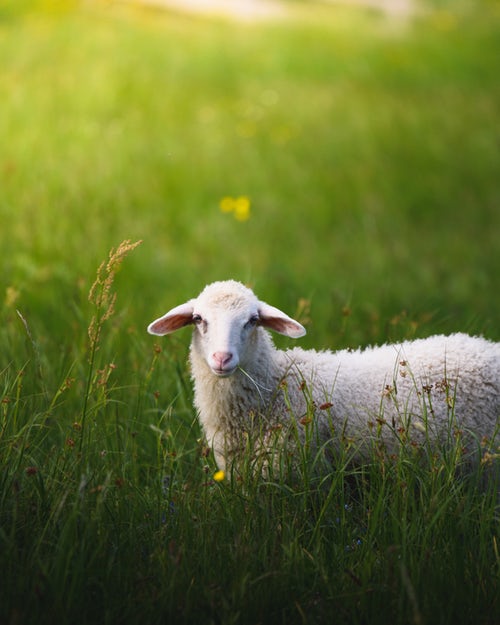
[0,1,499,624]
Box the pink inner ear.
[258,302,306,338]
[262,317,295,335]
[262,317,306,338]
[148,311,193,335]
[148,301,195,336]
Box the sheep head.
[147,280,306,377]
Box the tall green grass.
[0,1,499,624]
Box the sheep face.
[191,305,260,377]
[147,280,306,378]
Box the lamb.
[147,280,500,473]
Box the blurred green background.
[1,0,499,351]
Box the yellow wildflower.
[219,196,251,221]
[234,196,251,221]
[213,470,225,482]
[219,197,234,213]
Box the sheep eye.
[192,314,203,325]
[245,314,259,328]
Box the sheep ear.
[258,302,306,339]
[147,301,194,336]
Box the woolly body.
[148,281,500,470]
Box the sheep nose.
[212,351,234,369]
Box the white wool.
[148,281,500,471]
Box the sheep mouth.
[211,366,238,377]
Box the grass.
[1,1,499,623]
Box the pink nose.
[212,351,234,370]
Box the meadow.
[0,1,499,623]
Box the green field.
[1,1,499,623]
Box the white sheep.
[148,280,500,473]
